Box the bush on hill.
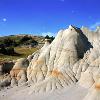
[45,35,55,41]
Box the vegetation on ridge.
[0,34,55,62]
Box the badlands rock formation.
[0,25,100,100]
[10,58,29,86]
[27,25,93,92]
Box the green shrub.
[20,35,32,43]
[45,35,55,41]
[0,46,6,54]
[5,47,15,55]
[0,46,15,55]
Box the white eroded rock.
[27,25,92,92]
[10,58,29,86]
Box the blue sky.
[0,0,100,36]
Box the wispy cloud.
[60,0,65,2]
[90,22,100,30]
[41,32,55,37]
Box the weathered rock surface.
[27,25,92,92]
[0,75,11,89]
[83,78,100,100]
[10,58,29,86]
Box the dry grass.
[0,47,38,62]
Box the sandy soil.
[0,84,88,100]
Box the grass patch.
[0,47,38,62]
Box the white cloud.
[41,32,55,37]
[90,22,100,30]
[3,18,7,22]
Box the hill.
[0,35,44,62]
[0,35,55,62]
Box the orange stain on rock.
[10,68,27,80]
[52,69,63,78]
[95,84,100,90]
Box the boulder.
[10,58,29,86]
[0,75,11,88]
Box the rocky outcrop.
[10,58,29,86]
[0,75,11,89]
[27,25,92,92]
